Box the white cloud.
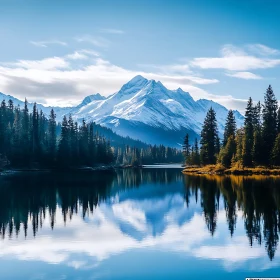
[191,44,280,71]
[194,243,263,262]
[0,48,257,112]
[0,52,221,107]
[99,28,124,34]
[3,57,69,70]
[30,40,67,48]
[112,201,147,231]
[75,35,110,47]
[247,44,280,56]
[66,50,99,60]
[226,71,263,80]
[66,52,88,60]
[138,63,193,75]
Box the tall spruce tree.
[21,99,30,166]
[57,115,70,167]
[262,85,278,164]
[252,129,263,166]
[223,110,236,146]
[277,107,280,134]
[253,101,262,129]
[183,134,190,163]
[200,107,219,165]
[234,128,244,165]
[88,122,96,166]
[193,138,200,165]
[271,134,280,166]
[252,101,262,165]
[242,97,254,167]
[11,107,21,165]
[31,103,39,161]
[0,100,6,154]
[218,135,236,168]
[68,114,76,166]
[79,119,89,165]
[38,110,47,158]
[48,109,56,164]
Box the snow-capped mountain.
[70,75,244,147]
[0,76,244,148]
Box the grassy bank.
[182,164,280,175]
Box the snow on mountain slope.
[70,75,244,146]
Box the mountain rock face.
[0,76,244,148]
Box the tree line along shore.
[0,99,182,171]
[182,85,280,175]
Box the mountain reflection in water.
[1,169,280,279]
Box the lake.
[1,168,280,279]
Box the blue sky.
[0,0,279,111]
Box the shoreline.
[0,163,184,175]
[182,165,280,175]
[0,165,117,175]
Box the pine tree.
[31,103,39,161]
[223,110,236,146]
[242,97,254,167]
[5,100,14,157]
[252,129,263,166]
[277,107,280,134]
[234,128,244,166]
[215,135,221,155]
[88,122,95,166]
[79,119,89,165]
[48,109,56,164]
[57,115,70,167]
[68,114,76,166]
[188,146,194,165]
[193,138,200,165]
[218,135,236,168]
[0,100,6,154]
[200,107,219,165]
[271,134,280,166]
[21,99,30,165]
[183,134,190,163]
[38,110,47,160]
[253,101,262,129]
[106,140,114,164]
[11,107,21,165]
[262,85,278,165]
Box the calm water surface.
[1,168,280,279]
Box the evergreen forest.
[0,99,182,169]
[184,85,280,169]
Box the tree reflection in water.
[1,170,280,260]
[184,175,280,260]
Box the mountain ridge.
[0,76,244,148]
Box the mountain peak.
[80,93,105,106]
[129,75,147,83]
[175,87,192,100]
[128,75,147,84]
[118,75,149,95]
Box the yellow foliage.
[183,164,280,175]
